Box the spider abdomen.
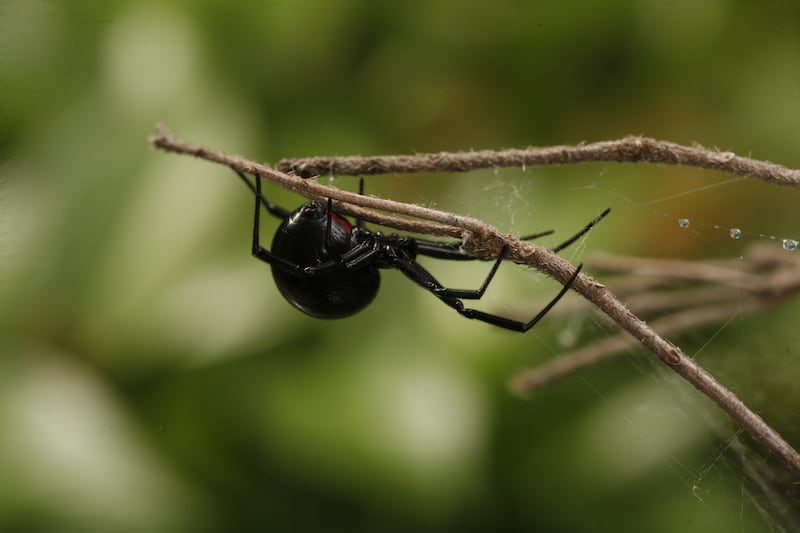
[270,202,380,319]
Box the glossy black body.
[270,202,380,318]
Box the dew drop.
[678,218,690,228]
[729,228,742,240]
[782,239,798,251]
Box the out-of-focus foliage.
[1,0,799,531]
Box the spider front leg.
[550,207,610,253]
[413,208,610,261]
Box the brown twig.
[277,136,800,189]
[512,243,800,392]
[509,301,765,392]
[149,126,800,477]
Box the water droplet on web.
[678,218,690,228]
[782,239,798,251]
[729,228,742,240]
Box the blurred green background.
[1,0,800,531]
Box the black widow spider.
[234,170,609,332]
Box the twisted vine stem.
[277,136,800,189]
[149,126,800,477]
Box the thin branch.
[149,126,800,477]
[512,243,800,393]
[510,301,764,393]
[277,136,800,189]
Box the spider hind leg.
[390,251,583,333]
[233,169,291,219]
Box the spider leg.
[307,199,381,274]
[234,169,291,219]
[338,240,382,270]
[389,253,583,332]
[323,198,342,263]
[414,207,610,262]
[304,243,381,275]
[395,247,508,299]
[459,264,583,332]
[249,172,313,275]
[321,195,386,267]
[519,230,556,241]
[439,246,508,299]
[356,178,366,229]
[246,178,365,278]
[414,230,555,261]
[550,208,610,253]
[413,239,474,261]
